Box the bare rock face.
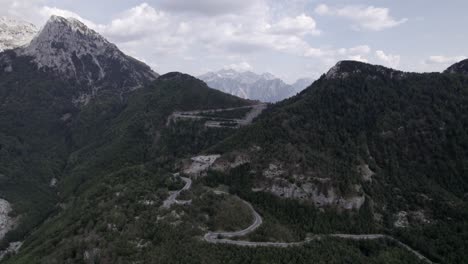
[394,210,431,228]
[262,163,285,178]
[0,199,16,239]
[183,155,221,177]
[394,211,409,228]
[211,153,250,172]
[14,15,159,105]
[265,179,366,210]
[0,241,22,261]
[357,164,375,182]
[325,60,406,80]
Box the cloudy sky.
[1,0,467,82]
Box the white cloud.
[40,6,98,29]
[101,3,168,41]
[0,0,44,23]
[348,45,371,54]
[425,55,466,65]
[268,14,320,36]
[315,4,407,31]
[224,61,253,71]
[376,50,401,68]
[89,2,326,60]
[157,0,258,16]
[314,4,329,16]
[348,55,368,63]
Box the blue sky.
[1,0,467,82]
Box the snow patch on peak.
[0,17,38,52]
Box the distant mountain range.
[199,69,313,102]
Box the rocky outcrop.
[0,199,16,239]
[182,155,221,177]
[394,210,431,228]
[260,179,365,210]
[212,153,250,172]
[357,164,375,182]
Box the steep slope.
[3,16,159,105]
[0,58,437,263]
[0,15,164,253]
[199,69,296,102]
[1,72,254,263]
[0,17,37,52]
[1,73,422,264]
[444,58,468,75]
[209,60,468,263]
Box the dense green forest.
[0,63,250,256]
[1,58,467,263]
[210,61,468,263]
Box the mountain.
[4,58,467,264]
[292,77,314,93]
[0,15,467,264]
[198,69,296,102]
[0,15,166,255]
[0,17,38,52]
[0,70,253,263]
[209,60,468,263]
[2,15,159,105]
[444,58,468,75]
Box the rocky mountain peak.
[325,60,405,80]
[20,16,116,78]
[11,15,159,105]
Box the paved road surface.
[163,168,434,263]
[162,176,192,208]
[202,198,434,263]
[204,199,262,242]
[167,104,267,128]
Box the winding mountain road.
[204,199,262,242]
[164,170,434,264]
[162,175,192,208]
[167,104,267,128]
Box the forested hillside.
[2,37,467,263]
[210,61,468,263]
[0,64,427,263]
[0,66,251,258]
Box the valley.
[0,10,466,264]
